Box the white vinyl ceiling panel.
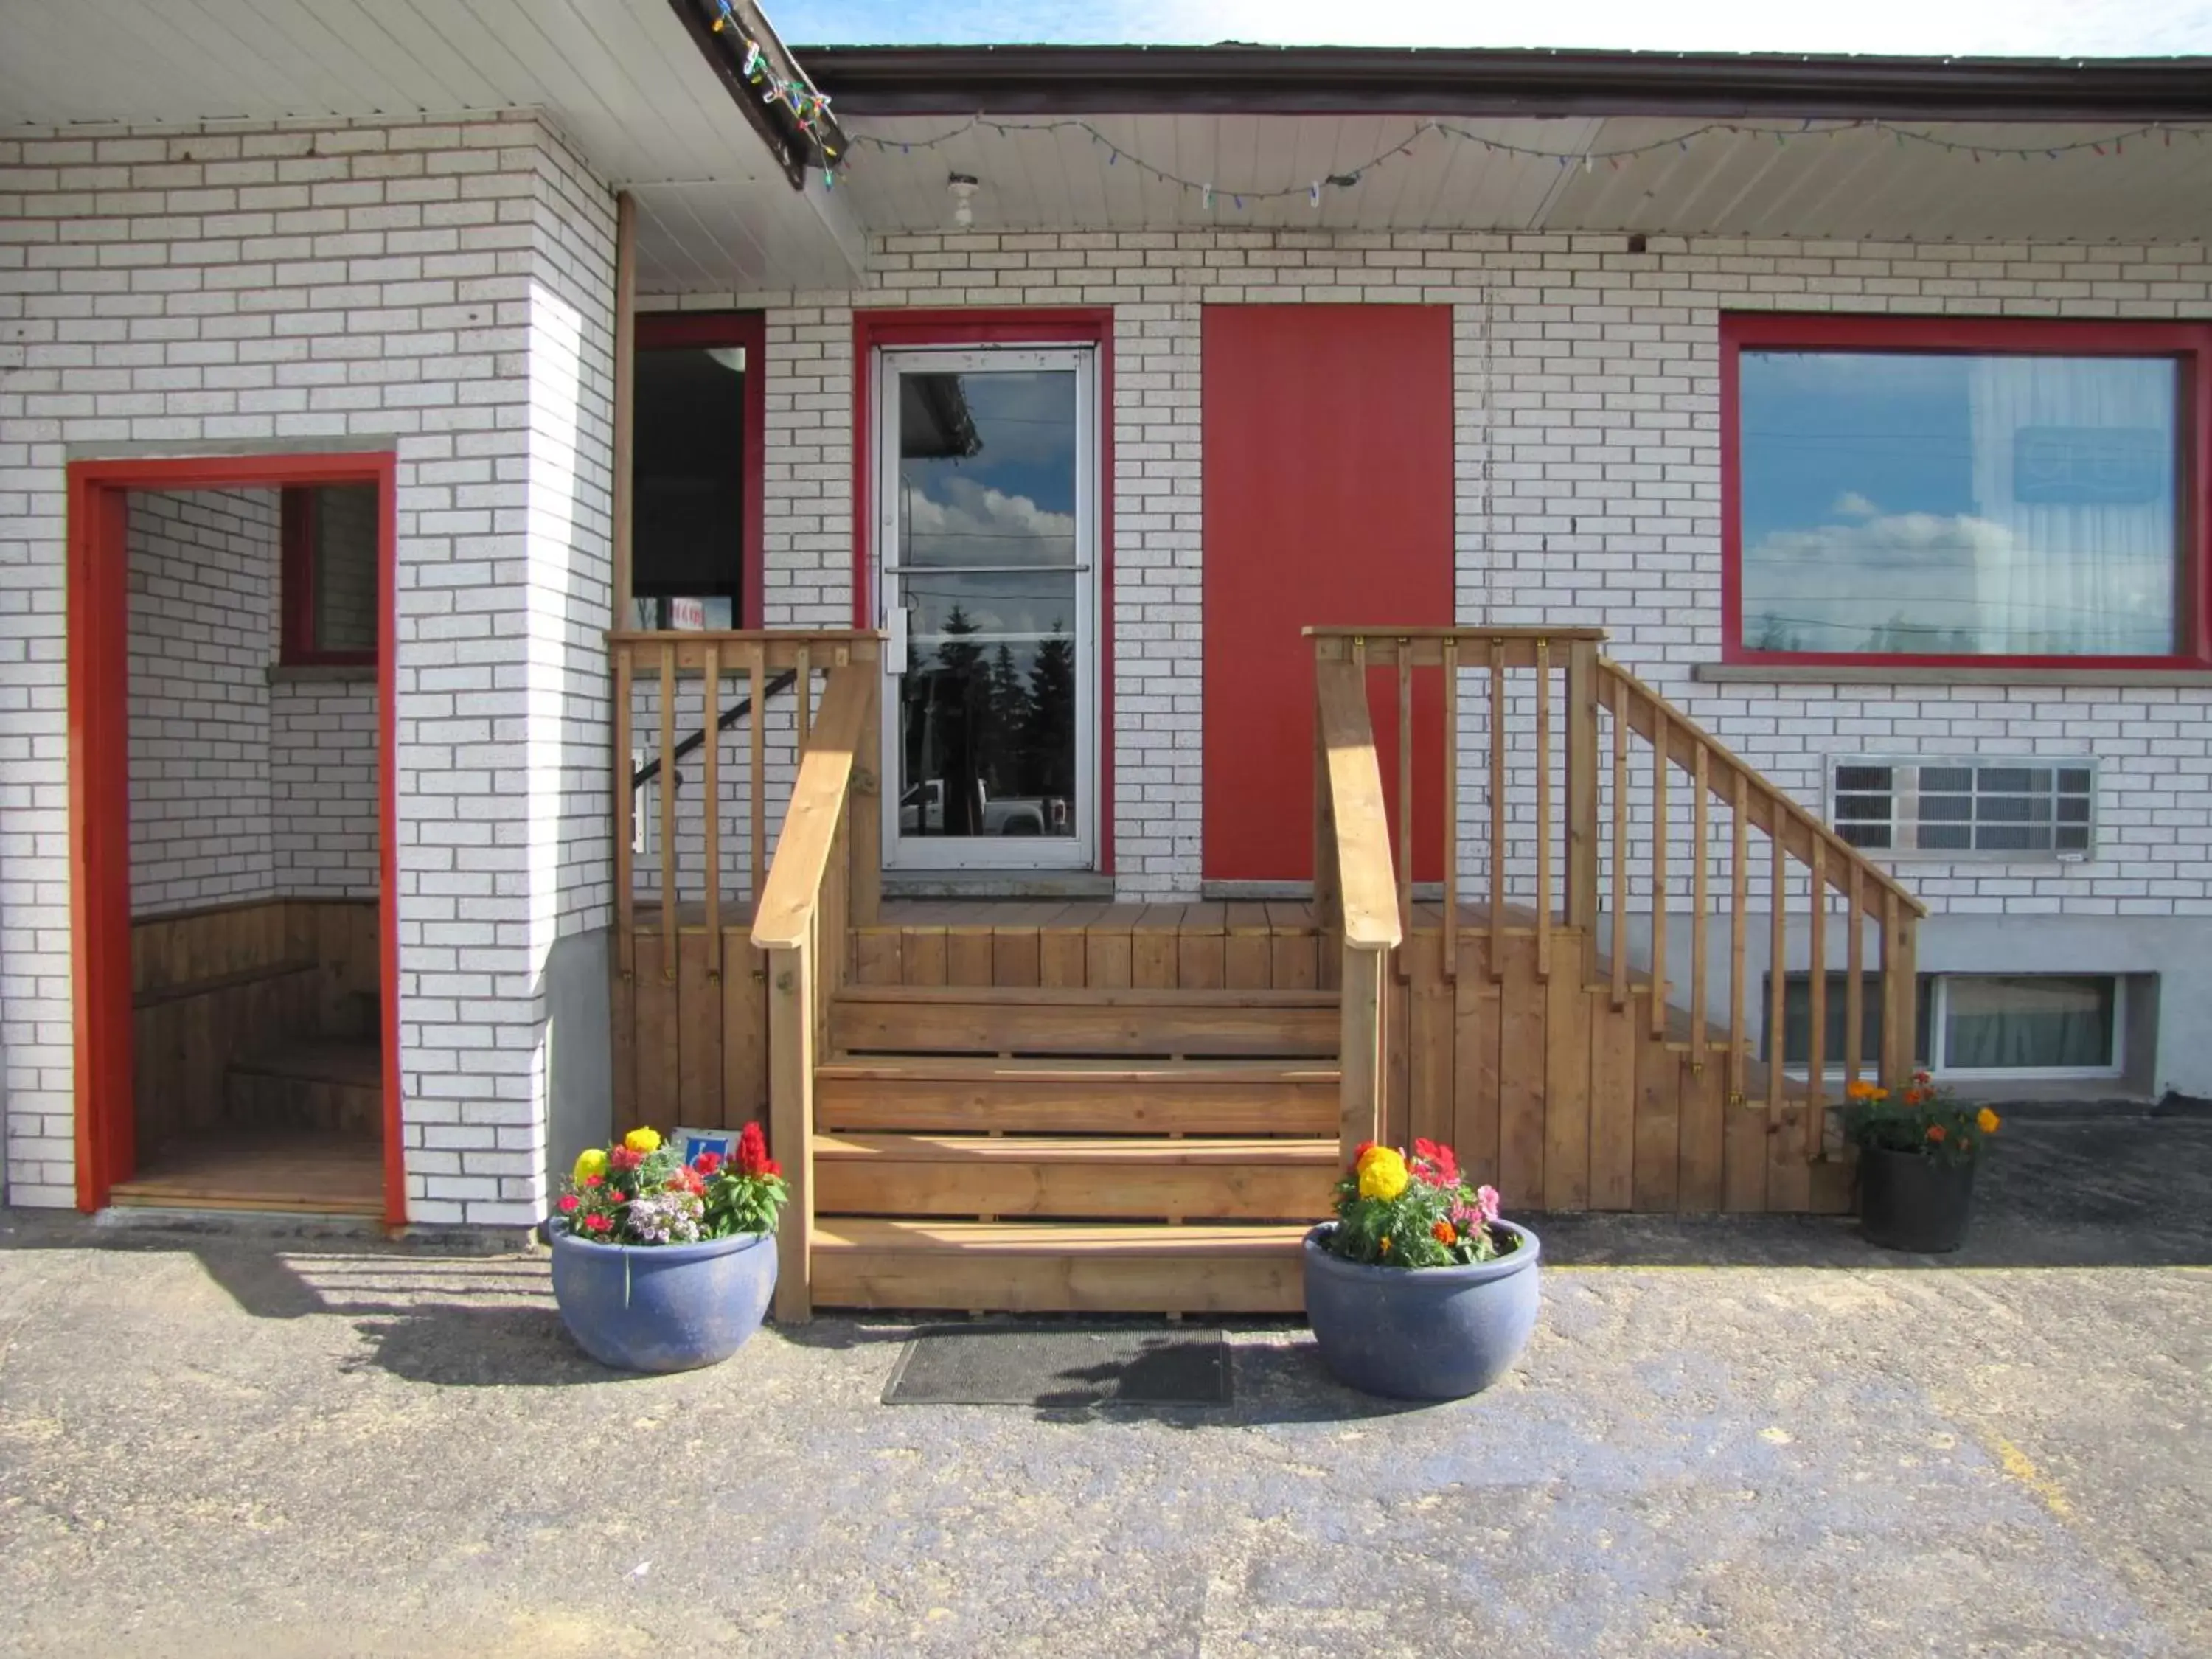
[832,112,2212,243]
[0,0,860,290]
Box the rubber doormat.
[882,1325,1231,1406]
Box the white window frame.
[1926,973,2126,1084]
[872,344,1101,872]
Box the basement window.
[1765,970,2121,1080]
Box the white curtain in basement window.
[1964,356,2178,655]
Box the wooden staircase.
[612,624,1925,1321]
[810,986,1338,1312]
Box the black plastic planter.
[1857,1146,1978,1253]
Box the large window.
[1765,970,2121,1079]
[1724,316,2210,667]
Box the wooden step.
[223,1038,382,1133]
[815,1057,1338,1134]
[814,1134,1338,1221]
[810,1219,1307,1313]
[827,985,1338,1059]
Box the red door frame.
[851,309,1116,872]
[634,310,768,628]
[66,451,404,1224]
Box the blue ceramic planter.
[1303,1221,1542,1401]
[548,1223,777,1373]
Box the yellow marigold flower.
[572,1147,608,1183]
[624,1127,663,1154]
[1976,1107,2000,1135]
[1356,1144,1409,1201]
[1845,1079,1888,1102]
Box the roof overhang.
[796,44,2212,123]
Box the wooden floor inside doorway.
[110,1130,383,1217]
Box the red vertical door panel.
[1202,305,1455,883]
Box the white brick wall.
[127,488,276,911]
[270,675,377,896]
[671,228,2212,919]
[1,113,618,1218]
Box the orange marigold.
[1977,1107,2000,1134]
[1433,1220,1456,1245]
[1925,1124,1947,1143]
[1846,1079,1888,1102]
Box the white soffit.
[830,113,2212,243]
[0,0,862,290]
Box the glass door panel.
[878,349,1095,868]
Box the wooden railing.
[1312,656,1405,1164]
[1307,626,1927,1184]
[747,656,880,1325]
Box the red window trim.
[633,310,767,630]
[851,308,1116,873]
[279,485,376,667]
[1720,311,2212,670]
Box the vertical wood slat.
[1649,704,1669,1037]
[849,668,882,926]
[748,644,766,902]
[1564,640,1599,931]
[1338,946,1386,1166]
[1808,838,1828,1155]
[1311,661,1341,934]
[1489,641,1506,981]
[1397,650,1413,951]
[1534,639,1552,981]
[613,641,635,978]
[701,642,721,978]
[1767,810,1786,1110]
[1881,897,1919,1091]
[768,941,813,1324]
[1730,768,1749,1099]
[1610,671,1628,1007]
[1845,862,1865,1094]
[1691,741,1709,1065]
[796,644,813,752]
[658,643,676,978]
[1442,638,1458,981]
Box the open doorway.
[68,454,400,1222]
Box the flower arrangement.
[1841,1071,2000,1166]
[555,1122,789,1245]
[1320,1138,1519,1268]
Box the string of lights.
[847,113,2212,210]
[709,1,841,187]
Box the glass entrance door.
[876,347,1096,869]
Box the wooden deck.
[111,1129,383,1217]
[608,626,1920,1318]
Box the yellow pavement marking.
[1989,1433,2073,1519]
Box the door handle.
[886,604,910,675]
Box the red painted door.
[1203,306,1454,882]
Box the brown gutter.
[790,43,2212,122]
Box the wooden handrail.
[1312,658,1405,954]
[750,666,872,951]
[1597,659,1926,919]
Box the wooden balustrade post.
[658,643,677,977]
[1338,945,1386,1166]
[1880,897,1919,1092]
[767,940,813,1324]
[701,642,721,978]
[849,666,883,926]
[1311,658,1343,934]
[1564,640,1600,933]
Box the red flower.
[737,1121,772,1178]
[557,1194,580,1214]
[608,1146,644,1172]
[1432,1220,1456,1245]
[1926,1124,1947,1143]
[763,1158,782,1178]
[678,1167,706,1196]
[693,1151,723,1176]
[583,1213,612,1233]
[1411,1138,1459,1187]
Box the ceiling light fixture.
[947,173,980,227]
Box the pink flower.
[556,1194,580,1214]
